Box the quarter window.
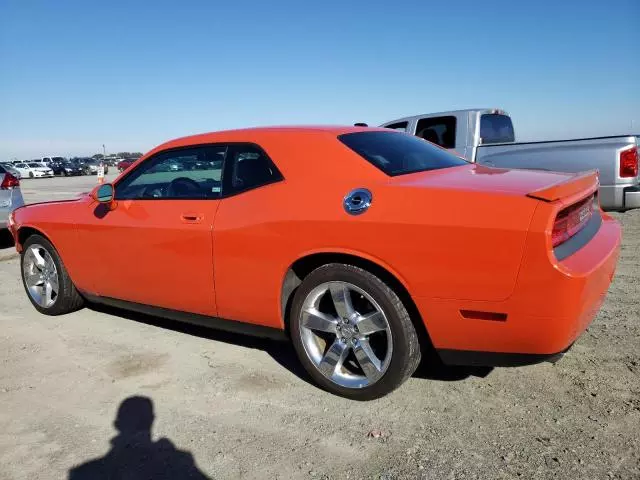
[115,146,226,200]
[415,116,457,149]
[224,144,283,195]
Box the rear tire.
[21,234,84,315]
[290,263,421,400]
[29,172,34,178]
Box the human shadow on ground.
[87,303,492,388]
[68,395,210,479]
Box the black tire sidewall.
[290,264,415,401]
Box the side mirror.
[94,183,114,203]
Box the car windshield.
[28,163,41,168]
[338,131,468,176]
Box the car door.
[212,143,285,327]
[76,145,226,316]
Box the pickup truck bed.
[476,135,640,210]
[379,109,640,211]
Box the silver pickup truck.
[380,109,640,211]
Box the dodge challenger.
[8,126,621,399]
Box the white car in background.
[13,162,54,178]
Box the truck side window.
[384,121,408,132]
[415,116,457,149]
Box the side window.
[115,146,226,200]
[415,116,457,149]
[224,144,283,195]
[384,121,408,132]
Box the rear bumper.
[437,345,570,367]
[623,185,640,209]
[416,214,621,364]
[599,184,640,211]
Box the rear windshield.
[0,165,6,173]
[480,114,515,144]
[338,131,467,176]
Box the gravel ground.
[0,175,638,479]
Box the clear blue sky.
[1,0,638,159]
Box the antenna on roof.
[354,123,368,127]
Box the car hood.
[387,164,582,197]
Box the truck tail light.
[0,173,20,189]
[620,146,638,178]
[551,194,594,247]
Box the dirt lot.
[0,176,638,479]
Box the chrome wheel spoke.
[44,281,54,304]
[329,283,355,319]
[353,339,383,381]
[355,311,386,335]
[31,247,47,269]
[318,339,349,377]
[301,308,338,333]
[48,274,59,296]
[24,249,42,271]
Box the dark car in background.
[71,158,109,175]
[51,160,84,176]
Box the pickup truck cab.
[381,109,640,211]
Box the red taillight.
[552,195,594,247]
[0,173,20,190]
[620,146,638,178]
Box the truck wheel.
[290,263,421,400]
[21,234,84,315]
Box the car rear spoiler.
[526,170,599,202]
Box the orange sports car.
[8,127,621,400]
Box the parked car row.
[1,158,111,178]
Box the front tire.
[21,234,84,315]
[290,264,421,400]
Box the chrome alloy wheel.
[299,281,393,389]
[23,244,59,308]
